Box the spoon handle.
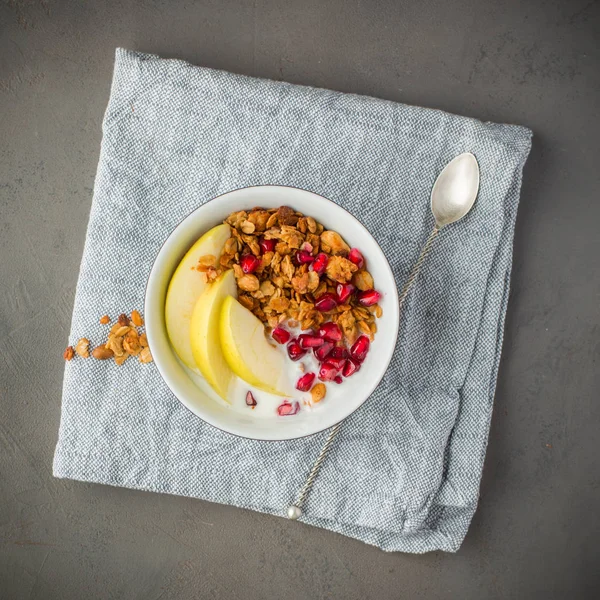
[398,226,440,311]
[286,226,441,520]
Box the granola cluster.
[206,206,382,345]
[63,310,152,365]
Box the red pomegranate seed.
[240,254,260,274]
[295,250,314,265]
[350,335,370,362]
[315,293,338,312]
[277,401,300,416]
[348,248,365,269]
[334,376,343,384]
[272,327,290,344]
[318,322,342,342]
[245,391,257,407]
[298,334,324,349]
[296,372,316,392]
[301,241,313,253]
[287,339,306,361]
[326,357,347,370]
[336,283,355,304]
[314,341,334,361]
[357,289,381,307]
[342,358,360,377]
[311,253,329,275]
[319,360,341,381]
[259,237,275,253]
[330,346,349,359]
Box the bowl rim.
[145,184,400,441]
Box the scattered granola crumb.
[92,346,114,360]
[63,346,75,361]
[74,338,90,358]
[99,315,110,325]
[546,443,552,449]
[139,333,148,347]
[139,347,153,364]
[130,310,144,327]
[118,313,130,326]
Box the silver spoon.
[287,152,480,521]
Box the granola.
[222,206,382,345]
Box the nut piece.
[92,346,114,360]
[118,313,130,326]
[139,347,153,364]
[130,310,144,327]
[310,383,327,404]
[237,274,260,292]
[99,315,110,325]
[74,338,90,358]
[63,346,75,361]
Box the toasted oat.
[353,269,374,291]
[75,338,90,358]
[238,274,260,292]
[99,315,110,325]
[139,333,148,347]
[325,256,358,283]
[114,353,128,366]
[139,347,153,364]
[320,231,350,255]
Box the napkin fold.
[54,48,532,552]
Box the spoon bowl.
[430,152,480,228]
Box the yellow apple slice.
[165,223,231,368]
[220,296,289,396]
[189,269,237,401]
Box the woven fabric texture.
[54,48,532,553]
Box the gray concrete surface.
[1,0,599,598]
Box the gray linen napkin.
[53,48,532,553]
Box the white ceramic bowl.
[145,185,399,440]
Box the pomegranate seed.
[330,346,349,359]
[348,248,365,269]
[240,254,260,274]
[336,283,355,304]
[334,376,343,384]
[295,250,314,265]
[277,401,300,416]
[350,335,370,362]
[357,289,381,307]
[287,339,306,361]
[245,391,257,407]
[319,360,341,381]
[272,327,290,344]
[326,357,347,370]
[311,253,329,275]
[315,293,338,312]
[298,334,324,349]
[296,372,316,392]
[259,237,275,253]
[301,241,313,253]
[318,322,342,342]
[314,341,334,361]
[342,358,360,377]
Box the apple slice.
[165,223,231,368]
[220,296,289,396]
[189,269,237,401]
